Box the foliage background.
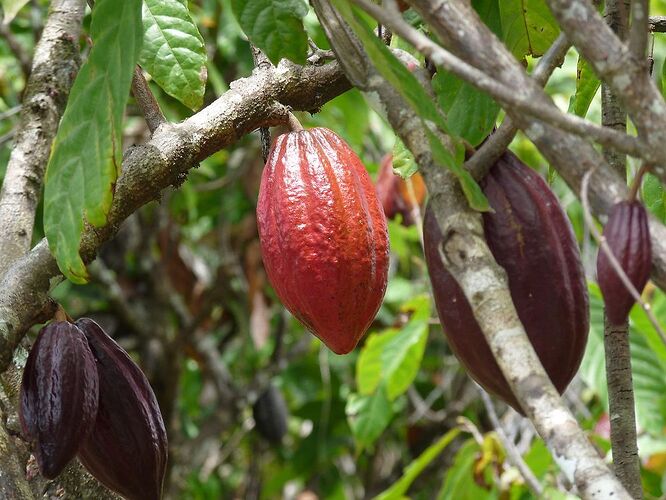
[1,0,666,498]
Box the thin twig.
[465,34,571,179]
[581,168,666,345]
[351,0,650,163]
[480,390,544,497]
[0,22,32,79]
[131,66,165,134]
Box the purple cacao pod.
[423,151,589,412]
[597,200,652,325]
[19,321,99,479]
[75,318,167,500]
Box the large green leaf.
[140,0,207,110]
[375,428,461,500]
[568,55,600,118]
[1,0,29,24]
[356,296,430,400]
[346,387,393,451]
[500,0,559,59]
[230,0,308,64]
[43,0,143,283]
[432,70,500,147]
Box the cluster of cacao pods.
[375,153,427,225]
[423,151,589,412]
[597,200,652,325]
[257,127,389,355]
[20,318,167,499]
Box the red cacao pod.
[76,318,167,500]
[375,154,426,225]
[19,321,99,479]
[597,200,651,325]
[257,127,389,354]
[423,151,589,412]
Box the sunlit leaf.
[500,0,559,59]
[230,0,308,64]
[140,0,207,110]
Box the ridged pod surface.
[597,201,651,325]
[76,318,167,500]
[375,153,426,225]
[423,151,589,412]
[257,128,389,354]
[19,321,99,479]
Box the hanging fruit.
[257,125,389,354]
[423,151,589,412]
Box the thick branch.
[315,1,629,498]
[0,0,86,277]
[408,0,666,296]
[649,16,666,32]
[545,0,666,181]
[0,60,350,373]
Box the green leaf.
[230,0,308,65]
[356,296,430,400]
[346,387,393,451]
[140,0,207,110]
[472,0,502,38]
[426,129,490,212]
[500,0,560,59]
[567,56,600,118]
[392,139,418,179]
[43,0,143,283]
[432,70,500,147]
[375,428,461,500]
[642,173,666,223]
[437,439,497,500]
[332,0,450,133]
[1,0,30,24]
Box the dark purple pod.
[19,321,99,479]
[423,151,589,413]
[75,318,167,500]
[253,383,289,444]
[597,200,652,325]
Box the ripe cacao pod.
[19,321,99,479]
[253,383,289,444]
[597,200,651,325]
[257,127,389,354]
[423,151,589,412]
[76,318,167,500]
[375,154,426,225]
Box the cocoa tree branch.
[350,0,655,165]
[464,33,571,179]
[649,16,666,32]
[312,1,629,497]
[0,0,86,277]
[131,66,166,134]
[629,0,649,59]
[545,0,666,182]
[0,60,351,373]
[600,2,642,497]
[407,0,666,297]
